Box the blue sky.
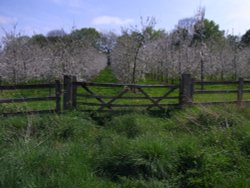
[0,0,250,38]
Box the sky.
[0,0,250,38]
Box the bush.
[172,106,244,133]
[107,113,167,138]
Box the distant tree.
[46,29,68,44]
[241,29,250,46]
[71,28,99,39]
[203,19,224,41]
[177,14,224,45]
[140,18,166,41]
[111,17,163,83]
[47,29,67,37]
[0,31,35,82]
[170,27,190,76]
[112,31,144,83]
[226,34,241,79]
[177,17,197,35]
[187,7,208,86]
[227,34,240,44]
[30,34,48,46]
[97,32,117,66]
[70,28,100,46]
[177,10,224,45]
[47,29,66,38]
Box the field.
[1,69,250,187]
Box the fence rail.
[0,96,57,103]
[0,83,55,90]
[193,81,238,85]
[74,81,177,88]
[76,94,179,100]
[194,90,238,94]
[1,74,250,115]
[0,80,61,115]
[192,101,250,105]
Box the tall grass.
[1,106,250,187]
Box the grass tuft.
[1,106,250,187]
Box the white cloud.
[0,16,17,25]
[92,16,134,26]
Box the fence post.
[237,77,244,107]
[55,80,61,113]
[63,75,72,110]
[179,74,193,107]
[49,80,52,96]
[63,75,77,110]
[0,76,2,93]
[72,76,77,108]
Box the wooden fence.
[192,77,250,106]
[63,74,250,113]
[1,74,250,115]
[0,81,61,116]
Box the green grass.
[1,106,250,187]
[92,67,118,83]
[0,87,56,113]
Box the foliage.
[203,19,224,41]
[70,28,100,40]
[47,29,67,37]
[241,29,250,47]
[30,34,48,47]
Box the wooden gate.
[73,81,179,113]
